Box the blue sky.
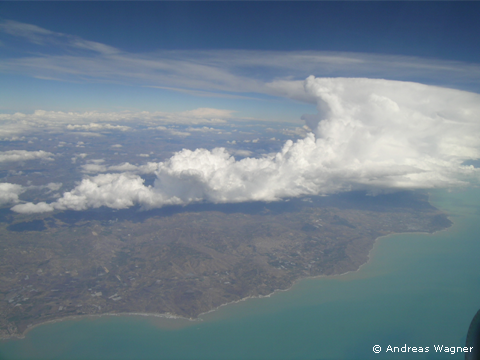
[1,2,480,119]
[2,2,480,58]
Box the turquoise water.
[1,188,479,360]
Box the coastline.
[1,220,453,342]
[1,311,200,341]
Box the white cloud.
[81,159,107,173]
[0,20,55,45]
[71,132,104,137]
[179,108,234,119]
[0,182,63,207]
[108,162,144,172]
[71,153,88,163]
[1,136,26,142]
[278,126,310,138]
[12,77,480,214]
[0,183,25,205]
[2,20,480,96]
[81,163,108,173]
[67,123,131,131]
[79,161,160,175]
[154,126,190,137]
[168,130,191,137]
[230,149,253,157]
[12,173,172,213]
[0,150,54,163]
[43,182,62,192]
[0,20,118,55]
[11,201,55,214]
[186,126,224,133]
[0,108,233,137]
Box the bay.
[1,188,479,360]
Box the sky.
[2,2,480,116]
[1,2,480,214]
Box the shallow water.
[1,188,479,360]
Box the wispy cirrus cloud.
[1,20,480,100]
[0,19,118,54]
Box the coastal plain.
[0,191,451,339]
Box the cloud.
[81,163,108,173]
[0,20,54,45]
[179,108,234,119]
[80,161,159,175]
[229,149,253,157]
[12,173,170,213]
[154,126,189,137]
[0,183,25,205]
[145,85,260,100]
[280,127,309,138]
[0,150,54,162]
[0,181,63,208]
[186,126,224,134]
[81,159,107,173]
[74,132,104,137]
[168,130,191,137]
[0,20,118,55]
[0,108,233,137]
[43,182,62,192]
[71,153,88,163]
[12,77,480,214]
[2,21,480,97]
[11,201,55,214]
[108,162,145,172]
[67,123,131,131]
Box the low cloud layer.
[0,108,233,137]
[0,183,25,205]
[66,123,131,131]
[0,150,54,163]
[0,182,62,206]
[11,77,480,214]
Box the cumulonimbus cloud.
[11,77,480,214]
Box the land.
[0,191,451,339]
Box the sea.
[1,188,479,360]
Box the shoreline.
[1,210,454,342]
[1,264,370,342]
[1,311,201,341]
